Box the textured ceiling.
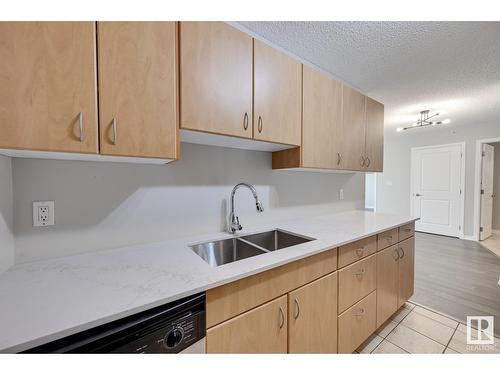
[237,22,500,131]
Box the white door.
[411,144,463,237]
[480,144,495,240]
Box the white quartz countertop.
[0,210,417,352]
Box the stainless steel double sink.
[190,229,315,267]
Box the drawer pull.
[337,152,342,165]
[355,247,365,257]
[294,298,300,320]
[356,308,365,317]
[279,306,284,329]
[355,269,365,278]
[384,235,393,241]
[359,156,366,167]
[403,228,411,232]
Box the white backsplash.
[11,143,365,263]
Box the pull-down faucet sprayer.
[228,183,264,233]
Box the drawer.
[338,254,376,313]
[399,222,415,241]
[206,248,337,327]
[338,290,377,353]
[338,235,377,268]
[377,228,399,251]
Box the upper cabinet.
[365,97,384,172]
[254,40,302,146]
[301,65,342,169]
[340,85,367,171]
[97,22,178,159]
[179,22,253,139]
[0,22,98,154]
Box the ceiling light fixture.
[397,110,450,132]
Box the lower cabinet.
[398,237,415,307]
[205,227,415,354]
[376,236,415,326]
[206,295,288,353]
[338,291,377,353]
[376,245,399,327]
[288,272,338,353]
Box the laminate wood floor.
[411,232,500,336]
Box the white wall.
[0,156,15,273]
[491,142,500,231]
[377,121,500,238]
[12,143,365,263]
[365,173,376,210]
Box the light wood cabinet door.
[338,291,377,353]
[301,65,342,168]
[340,85,366,170]
[179,22,252,138]
[365,97,384,171]
[98,22,178,159]
[0,22,98,153]
[376,245,399,327]
[338,254,377,313]
[288,272,338,353]
[398,237,415,307]
[254,40,302,146]
[206,295,287,353]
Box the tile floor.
[355,301,500,354]
[480,234,500,258]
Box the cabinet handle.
[366,157,371,167]
[356,308,365,317]
[355,269,365,277]
[397,247,405,259]
[403,228,411,232]
[112,118,117,145]
[360,156,366,167]
[243,112,249,130]
[78,112,84,142]
[394,249,400,261]
[279,306,285,329]
[384,235,393,242]
[355,247,364,257]
[294,298,300,320]
[257,116,263,133]
[337,152,342,165]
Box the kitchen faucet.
[228,183,264,233]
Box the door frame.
[410,142,466,239]
[473,137,500,241]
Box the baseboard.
[462,235,476,241]
[492,229,500,235]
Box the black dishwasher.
[24,292,205,353]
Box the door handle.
[415,193,422,197]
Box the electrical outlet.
[339,189,344,201]
[33,201,55,227]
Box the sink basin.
[190,229,315,267]
[190,238,266,267]
[241,229,313,252]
